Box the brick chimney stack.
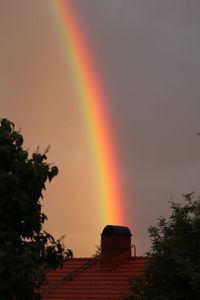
[100,225,132,269]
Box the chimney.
[100,225,132,269]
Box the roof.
[41,256,149,300]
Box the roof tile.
[41,257,148,299]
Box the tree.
[92,243,101,257]
[0,118,65,299]
[126,193,200,300]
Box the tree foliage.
[92,243,101,257]
[0,118,66,299]
[126,193,200,300]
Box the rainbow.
[46,0,125,225]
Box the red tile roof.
[41,256,149,300]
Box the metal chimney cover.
[101,225,132,237]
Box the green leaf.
[0,118,65,299]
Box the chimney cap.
[101,225,132,237]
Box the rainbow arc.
[46,0,124,225]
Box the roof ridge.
[41,257,100,296]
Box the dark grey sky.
[75,0,200,249]
[1,0,200,255]
[77,0,200,142]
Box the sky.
[1,0,200,256]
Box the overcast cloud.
[1,0,200,255]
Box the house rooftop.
[41,257,148,299]
[41,225,149,299]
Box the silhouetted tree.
[126,193,200,299]
[92,243,101,257]
[0,118,65,299]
